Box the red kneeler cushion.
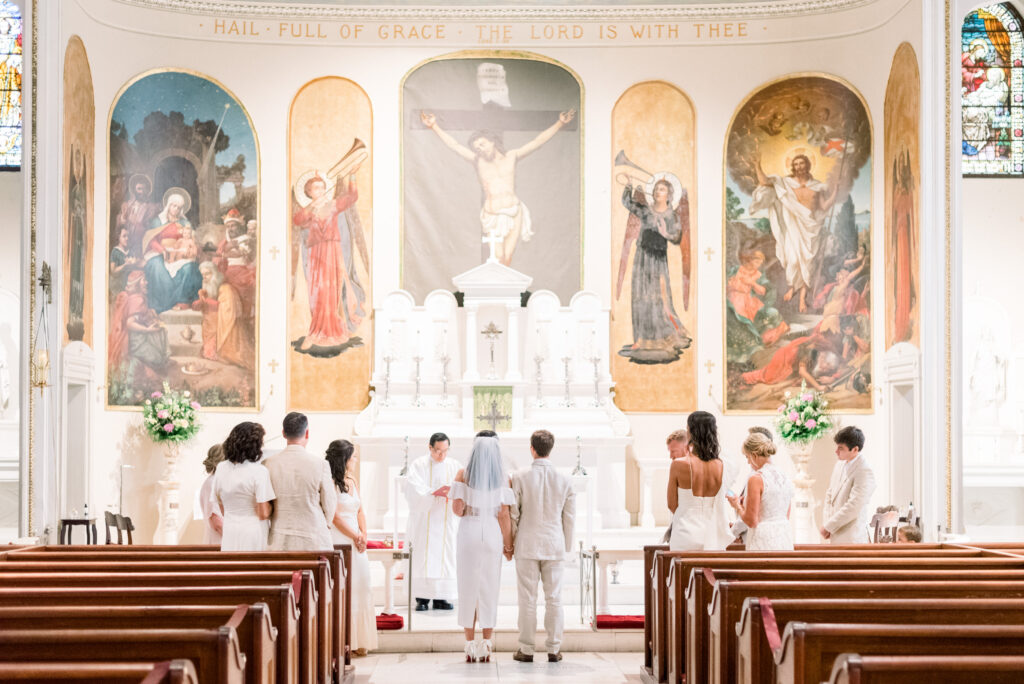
[366,540,404,550]
[594,614,644,630]
[376,613,404,630]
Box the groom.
[510,430,576,663]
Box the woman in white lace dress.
[326,439,378,655]
[211,422,275,551]
[451,436,515,663]
[727,433,794,550]
[666,411,739,551]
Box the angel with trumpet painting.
[615,150,692,364]
[290,138,370,357]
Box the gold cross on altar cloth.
[477,399,511,431]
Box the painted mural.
[107,69,258,409]
[288,77,372,411]
[402,51,581,303]
[885,43,921,350]
[610,81,696,412]
[724,74,872,413]
[63,35,94,346]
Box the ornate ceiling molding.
[112,0,880,21]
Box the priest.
[404,432,461,611]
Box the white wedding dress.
[451,480,515,630]
[745,462,795,551]
[330,484,378,652]
[210,460,275,551]
[668,458,738,551]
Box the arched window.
[962,3,1024,176]
[0,0,21,170]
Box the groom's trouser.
[516,558,564,655]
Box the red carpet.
[366,540,404,549]
[376,613,404,630]
[594,614,644,630]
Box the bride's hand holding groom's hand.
[503,544,514,561]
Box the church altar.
[354,252,633,536]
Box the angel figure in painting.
[616,172,692,364]
[291,141,369,357]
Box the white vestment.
[404,454,461,600]
[750,174,828,291]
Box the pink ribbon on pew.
[292,570,302,599]
[141,661,171,684]
[759,597,783,656]
[703,568,716,586]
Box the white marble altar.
[354,256,633,537]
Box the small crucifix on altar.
[476,398,511,432]
[481,321,503,380]
[482,231,502,263]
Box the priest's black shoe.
[432,599,454,610]
[415,598,430,611]
[547,652,563,663]
[512,650,533,663]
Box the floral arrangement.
[775,382,833,444]
[142,382,201,444]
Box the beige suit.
[511,457,575,655]
[263,444,337,551]
[822,454,876,544]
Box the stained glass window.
[962,3,1024,176]
[0,0,21,170]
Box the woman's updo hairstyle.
[742,432,777,460]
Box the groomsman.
[404,432,461,611]
[821,426,876,543]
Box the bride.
[451,435,515,663]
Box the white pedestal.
[788,441,818,544]
[154,444,181,545]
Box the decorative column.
[464,305,479,381]
[506,305,521,382]
[155,443,181,544]
[640,465,657,528]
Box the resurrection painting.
[885,43,921,350]
[724,74,872,413]
[62,35,94,346]
[961,3,1024,176]
[610,81,696,412]
[107,69,258,409]
[403,52,581,303]
[288,77,372,411]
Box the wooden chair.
[104,512,121,545]
[871,510,901,543]
[115,514,134,545]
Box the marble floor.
[351,651,644,683]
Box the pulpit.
[354,254,633,539]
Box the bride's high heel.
[464,640,478,663]
[477,639,492,663]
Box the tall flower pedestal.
[154,442,182,545]
[788,440,819,544]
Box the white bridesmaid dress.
[451,481,515,630]
[668,457,739,552]
[210,460,275,551]
[330,484,378,652]
[745,463,795,551]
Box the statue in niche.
[968,327,1007,420]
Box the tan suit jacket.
[263,444,337,550]
[511,457,575,561]
[822,454,876,544]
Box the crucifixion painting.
[403,54,582,302]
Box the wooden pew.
[776,623,1024,684]
[827,653,1024,684]
[0,604,275,684]
[691,567,1024,684]
[0,569,321,683]
[0,659,198,683]
[0,627,247,683]
[0,584,300,684]
[6,546,352,682]
[644,546,991,683]
[668,557,1024,684]
[738,597,1024,684]
[701,580,1024,684]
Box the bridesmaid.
[325,439,378,655]
[212,422,275,551]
